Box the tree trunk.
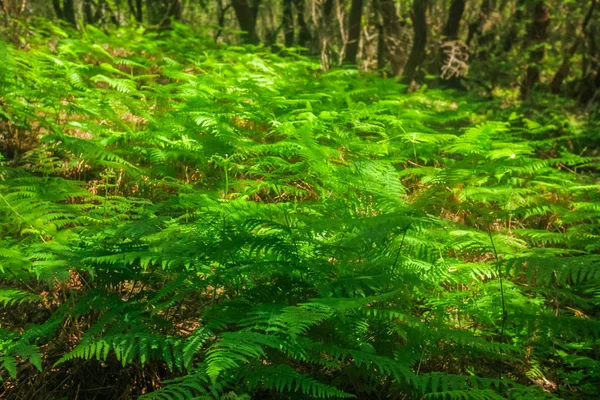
[231,0,260,44]
[377,22,386,70]
[345,0,363,63]
[84,0,95,24]
[550,0,596,94]
[64,0,77,26]
[146,0,180,27]
[52,0,64,19]
[147,0,167,25]
[503,0,525,52]
[376,0,404,75]
[53,0,77,27]
[521,1,550,98]
[579,23,599,103]
[127,0,143,22]
[135,0,143,22]
[439,0,466,87]
[403,0,428,83]
[444,0,465,40]
[293,0,312,47]
[283,0,294,47]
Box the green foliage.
[0,21,599,399]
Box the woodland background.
[1,0,599,101]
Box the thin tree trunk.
[377,22,386,70]
[444,0,465,39]
[550,0,596,94]
[53,0,77,27]
[376,0,404,75]
[146,0,180,27]
[439,0,466,87]
[579,23,599,102]
[345,0,363,63]
[52,0,64,19]
[127,0,143,22]
[147,0,166,25]
[63,0,77,26]
[283,0,294,47]
[135,0,143,22]
[293,0,312,47]
[84,0,95,24]
[521,1,550,98]
[214,0,231,41]
[403,0,428,83]
[231,0,260,44]
[503,0,525,52]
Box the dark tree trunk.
[444,0,465,40]
[146,0,181,27]
[128,0,143,22]
[345,0,363,63]
[579,24,599,103]
[147,0,167,25]
[467,0,495,61]
[503,0,525,52]
[323,0,335,18]
[293,0,312,47]
[439,0,466,87]
[134,0,143,22]
[53,0,77,27]
[283,0,294,47]
[550,0,596,94]
[377,22,386,70]
[403,0,428,83]
[52,0,64,19]
[231,0,260,44]
[376,0,404,75]
[214,0,231,41]
[521,1,550,98]
[84,0,95,24]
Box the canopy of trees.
[0,1,598,399]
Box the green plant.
[0,21,598,400]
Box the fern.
[0,19,598,400]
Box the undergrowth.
[0,21,599,400]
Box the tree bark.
[84,0,95,24]
[283,0,294,47]
[293,0,312,47]
[146,0,181,27]
[439,0,466,87]
[135,0,143,22]
[345,0,363,63]
[444,0,465,40]
[521,1,550,99]
[127,0,143,22]
[52,0,64,19]
[53,0,77,27]
[375,0,404,75]
[377,22,386,70]
[403,0,428,83]
[550,0,596,94]
[231,0,260,44]
[503,0,525,52]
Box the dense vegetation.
[1,1,599,399]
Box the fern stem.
[488,226,507,385]
[391,224,410,272]
[0,192,46,243]
[416,343,426,376]
[224,154,229,199]
[283,207,300,267]
[487,227,507,335]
